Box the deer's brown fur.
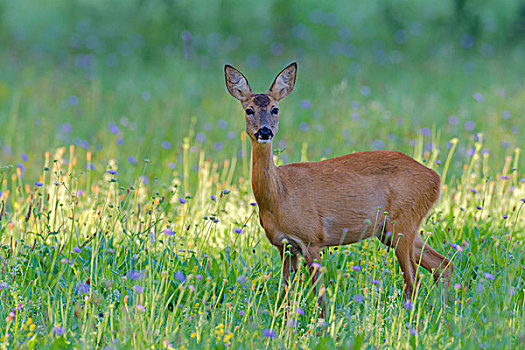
[224,62,453,310]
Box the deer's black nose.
[255,127,274,140]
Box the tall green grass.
[0,118,523,348]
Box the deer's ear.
[225,65,252,101]
[269,62,297,101]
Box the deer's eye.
[271,108,279,115]
[245,109,254,116]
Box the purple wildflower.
[179,198,187,204]
[403,300,412,310]
[449,243,464,252]
[210,195,217,202]
[469,188,477,194]
[109,122,120,134]
[137,304,146,312]
[107,169,118,175]
[53,326,66,336]
[262,329,276,339]
[21,153,29,162]
[295,308,304,315]
[372,279,380,285]
[476,205,482,210]
[195,132,206,143]
[360,85,371,96]
[239,310,245,316]
[162,228,175,236]
[127,270,144,280]
[312,262,322,269]
[75,283,90,294]
[454,283,462,290]
[133,285,144,294]
[234,228,243,234]
[476,283,484,293]
[435,160,441,165]
[73,246,82,253]
[35,181,43,187]
[464,120,476,131]
[299,122,310,132]
[174,272,186,282]
[60,123,73,133]
[482,271,495,280]
[352,265,361,271]
[218,119,228,129]
[301,100,312,109]
[354,294,364,303]
[500,175,509,180]
[127,156,137,164]
[161,141,172,149]
[473,92,483,102]
[250,202,257,206]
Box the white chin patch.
[257,139,271,144]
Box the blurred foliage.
[0,0,524,184]
[1,0,525,63]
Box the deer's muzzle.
[255,127,274,144]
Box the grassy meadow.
[1,0,525,348]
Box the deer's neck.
[251,142,281,209]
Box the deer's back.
[272,150,440,247]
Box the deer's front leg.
[305,246,326,318]
[279,245,299,300]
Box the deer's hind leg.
[378,221,420,301]
[414,233,454,300]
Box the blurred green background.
[0,0,524,189]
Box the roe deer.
[224,62,453,311]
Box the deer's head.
[225,63,297,144]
